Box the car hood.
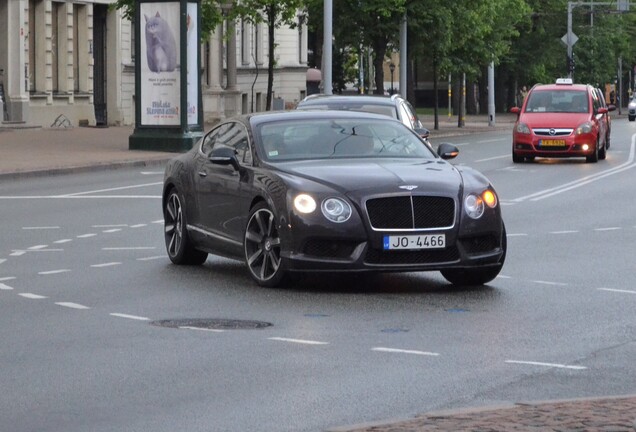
[276,159,463,198]
[518,112,591,128]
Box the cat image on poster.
[145,11,177,73]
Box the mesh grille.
[302,239,358,259]
[460,235,498,255]
[366,196,455,229]
[365,246,459,265]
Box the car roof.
[243,109,399,127]
[530,83,590,92]
[299,94,402,106]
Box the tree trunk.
[433,55,439,130]
[372,37,386,95]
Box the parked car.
[162,110,506,288]
[296,94,431,143]
[628,94,636,121]
[510,78,610,163]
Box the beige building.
[0,0,308,128]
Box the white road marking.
[0,277,16,282]
[129,224,147,228]
[598,288,636,295]
[92,224,128,228]
[152,220,163,224]
[474,154,510,163]
[179,326,225,333]
[0,283,15,290]
[496,275,512,279]
[102,247,156,251]
[10,251,26,256]
[91,262,122,268]
[53,239,73,244]
[511,134,636,203]
[140,171,163,175]
[594,227,621,232]
[60,182,163,197]
[28,245,48,250]
[22,226,60,230]
[137,255,165,261]
[77,234,97,238]
[0,195,161,199]
[102,229,122,233]
[532,280,568,286]
[507,233,528,237]
[56,302,90,310]
[268,337,329,345]
[0,259,6,264]
[110,313,150,321]
[38,269,71,275]
[19,293,48,299]
[372,347,439,356]
[550,230,579,235]
[505,360,586,370]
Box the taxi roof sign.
[555,78,573,85]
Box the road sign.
[561,32,578,46]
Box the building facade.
[0,0,308,128]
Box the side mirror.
[510,107,521,114]
[437,143,459,160]
[209,146,241,171]
[414,127,430,139]
[606,105,616,112]
[597,107,609,115]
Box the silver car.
[628,95,636,121]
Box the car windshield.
[257,118,435,162]
[525,90,589,113]
[297,103,397,119]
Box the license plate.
[539,139,565,147]
[383,234,446,250]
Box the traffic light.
[567,54,575,74]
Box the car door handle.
[198,171,207,177]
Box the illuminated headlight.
[482,189,498,208]
[515,122,531,134]
[321,198,352,223]
[294,194,316,214]
[576,122,593,134]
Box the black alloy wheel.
[164,189,208,265]
[244,203,287,287]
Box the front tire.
[629,116,635,122]
[441,223,507,286]
[586,140,599,163]
[512,152,524,163]
[164,189,208,265]
[244,203,288,287]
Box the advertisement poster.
[186,2,198,125]
[140,2,180,126]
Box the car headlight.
[321,198,352,223]
[294,194,317,214]
[576,122,593,135]
[515,122,531,134]
[464,190,497,219]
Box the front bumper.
[513,133,597,158]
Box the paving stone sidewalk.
[328,395,636,432]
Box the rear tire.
[164,189,208,265]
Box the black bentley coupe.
[163,110,506,287]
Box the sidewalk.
[1,114,635,430]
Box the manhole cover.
[150,319,272,330]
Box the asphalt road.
[1,120,635,432]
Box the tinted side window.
[215,122,252,165]
[200,123,230,156]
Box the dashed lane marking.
[474,154,509,163]
[598,288,636,295]
[505,360,587,370]
[90,262,122,268]
[179,326,225,333]
[594,227,621,232]
[56,302,90,310]
[0,259,6,265]
[507,233,528,237]
[102,247,156,251]
[10,251,26,256]
[92,224,128,228]
[38,269,71,275]
[372,347,440,356]
[129,224,147,228]
[532,280,568,286]
[110,313,150,321]
[22,226,60,230]
[53,239,73,244]
[137,255,165,261]
[268,337,329,345]
[550,230,579,235]
[77,234,97,238]
[28,245,48,250]
[0,283,14,290]
[102,229,122,233]
[18,293,48,299]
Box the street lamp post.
[389,63,395,95]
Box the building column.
[207,24,222,91]
[4,0,29,122]
[226,18,237,91]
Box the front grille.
[366,196,455,230]
[365,246,459,265]
[533,128,573,137]
[302,239,358,259]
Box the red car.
[511,79,611,163]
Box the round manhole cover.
[150,318,272,330]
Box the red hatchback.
[511,79,610,163]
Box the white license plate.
[383,234,446,250]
